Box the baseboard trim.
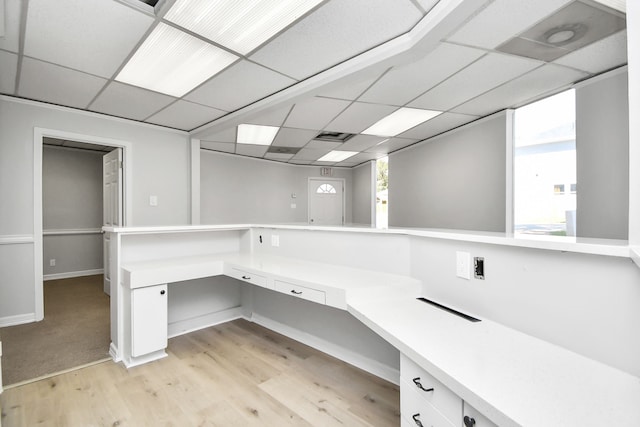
[109,343,121,362]
[168,307,244,339]
[249,313,400,386]
[0,313,37,327]
[44,269,104,281]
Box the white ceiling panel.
[200,127,237,143]
[201,141,235,153]
[284,97,350,130]
[235,144,268,158]
[305,140,342,151]
[359,43,485,106]
[398,111,478,140]
[19,58,107,108]
[89,82,176,121]
[0,50,18,94]
[0,0,21,52]
[292,147,333,161]
[365,137,419,154]
[146,100,227,131]
[446,0,573,49]
[185,60,296,112]
[245,105,293,127]
[341,151,382,164]
[452,64,588,116]
[272,128,318,148]
[338,134,388,152]
[315,71,383,101]
[325,102,398,134]
[264,152,295,161]
[289,159,314,165]
[553,30,627,74]
[249,0,423,80]
[24,0,154,78]
[417,0,440,13]
[409,53,542,111]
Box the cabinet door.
[132,284,168,357]
[463,402,498,427]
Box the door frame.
[307,177,346,225]
[33,127,132,320]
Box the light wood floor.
[0,319,400,427]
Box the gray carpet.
[0,275,110,386]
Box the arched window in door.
[316,183,337,194]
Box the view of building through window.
[514,89,576,236]
[376,157,389,228]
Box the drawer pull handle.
[412,377,434,393]
[412,413,423,427]
[241,275,251,280]
[291,290,303,295]
[464,415,476,427]
[160,290,165,295]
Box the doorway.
[308,177,345,225]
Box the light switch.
[149,195,158,206]
[271,235,280,247]
[456,251,471,280]
[291,203,297,209]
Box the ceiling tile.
[417,0,439,13]
[185,60,296,112]
[272,128,318,148]
[0,0,22,52]
[201,141,235,153]
[446,0,573,49]
[18,58,107,108]
[553,30,627,74]
[89,81,176,121]
[245,105,293,127]
[315,71,383,101]
[366,137,419,154]
[325,102,398,134]
[249,0,423,80]
[0,51,18,94]
[397,112,478,139]
[292,147,333,161]
[289,159,314,165]
[146,100,228,131]
[24,0,154,78]
[338,134,388,152]
[342,152,382,164]
[235,144,268,158]
[264,152,295,161]
[284,97,350,130]
[452,64,588,116]
[200,127,237,143]
[305,140,342,150]
[359,43,485,106]
[408,53,542,111]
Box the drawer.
[401,378,455,427]
[274,280,326,305]
[229,268,267,288]
[463,402,498,427]
[401,354,462,424]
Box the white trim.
[0,313,37,327]
[307,177,347,225]
[109,342,121,362]
[168,307,243,338]
[44,269,104,281]
[631,246,640,268]
[190,138,201,225]
[200,147,353,169]
[0,235,34,245]
[505,109,515,233]
[34,127,133,322]
[43,228,102,236]
[370,160,377,227]
[250,313,399,386]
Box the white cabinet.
[131,284,168,357]
[463,402,498,427]
[228,267,268,288]
[274,280,326,304]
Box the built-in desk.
[106,225,640,427]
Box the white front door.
[103,148,123,295]
[308,178,344,225]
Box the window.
[513,89,576,236]
[376,157,389,228]
[316,183,336,194]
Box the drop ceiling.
[0,0,628,167]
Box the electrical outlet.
[456,251,471,280]
[291,203,297,209]
[271,235,280,247]
[149,195,158,206]
[49,259,56,267]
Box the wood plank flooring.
[0,319,400,427]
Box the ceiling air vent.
[314,131,355,143]
[266,146,301,155]
[138,0,160,6]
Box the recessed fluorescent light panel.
[237,124,280,145]
[164,0,324,55]
[318,151,358,162]
[362,108,442,137]
[116,23,239,97]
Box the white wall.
[576,70,629,239]
[0,97,191,324]
[389,113,506,231]
[352,161,374,225]
[200,150,354,224]
[628,2,640,254]
[42,146,103,278]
